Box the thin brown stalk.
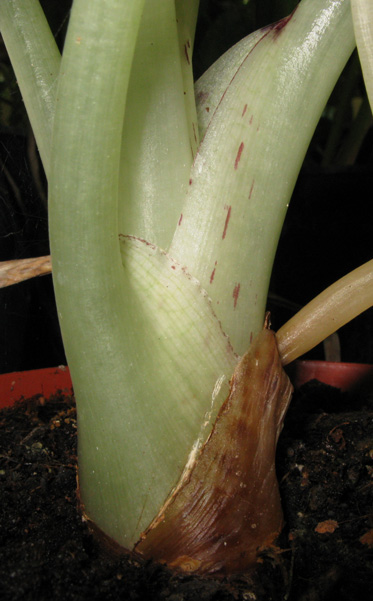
[0,255,51,288]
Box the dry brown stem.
[0,256,51,288]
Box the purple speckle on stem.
[234,142,244,170]
[242,104,247,118]
[178,213,183,226]
[196,90,209,104]
[263,7,298,40]
[184,43,190,64]
[222,206,232,239]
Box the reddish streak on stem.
[184,43,190,65]
[249,180,254,199]
[192,122,197,144]
[234,142,244,170]
[209,261,218,284]
[178,214,183,226]
[242,104,247,117]
[222,206,232,239]
[233,283,240,308]
[249,115,253,125]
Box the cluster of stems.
[0,0,372,573]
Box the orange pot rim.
[0,366,72,409]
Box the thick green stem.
[170,0,355,355]
[49,0,146,547]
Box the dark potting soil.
[1,381,373,601]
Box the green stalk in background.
[1,0,373,574]
[0,0,60,176]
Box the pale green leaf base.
[77,236,238,547]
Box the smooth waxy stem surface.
[117,0,197,249]
[135,327,293,575]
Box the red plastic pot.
[0,366,72,409]
[291,359,373,394]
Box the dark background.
[1,0,372,373]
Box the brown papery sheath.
[135,327,293,575]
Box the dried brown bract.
[135,327,293,575]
